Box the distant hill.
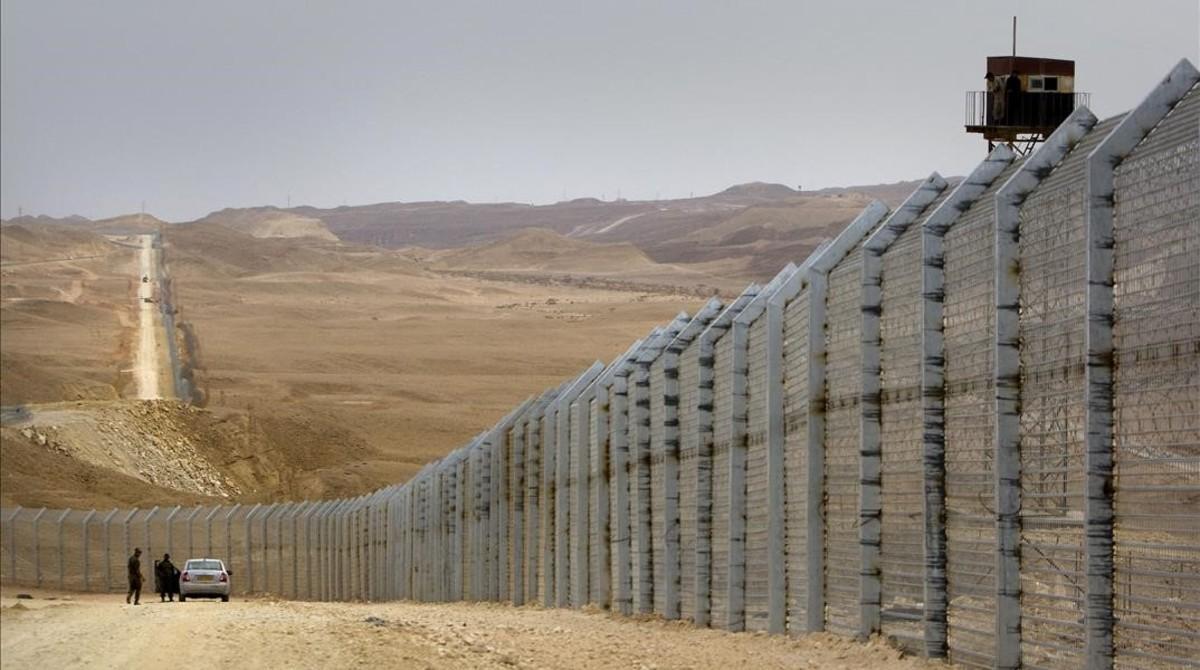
[194,207,338,241]
[431,228,658,274]
[0,224,116,263]
[218,179,923,282]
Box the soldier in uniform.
[126,548,143,605]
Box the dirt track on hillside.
[0,589,945,670]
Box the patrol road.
[0,588,939,670]
[134,234,164,400]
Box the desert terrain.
[0,588,940,670]
[1,181,913,510]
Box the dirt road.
[0,589,943,670]
[134,235,161,400]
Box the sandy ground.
[0,588,946,670]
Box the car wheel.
[221,595,229,602]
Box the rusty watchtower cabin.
[965,56,1090,153]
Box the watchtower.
[964,20,1090,154]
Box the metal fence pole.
[121,509,137,585]
[223,504,240,586]
[204,507,221,558]
[261,503,276,595]
[102,509,117,592]
[31,509,46,588]
[1080,60,1198,669]
[994,106,1096,669]
[56,508,71,590]
[185,506,202,560]
[244,503,262,593]
[81,509,97,591]
[164,505,181,557]
[6,506,22,584]
[144,506,159,561]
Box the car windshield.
[186,560,222,571]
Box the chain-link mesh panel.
[784,289,811,635]
[710,332,735,628]
[678,343,702,622]
[1017,116,1123,669]
[824,247,866,636]
[878,214,930,650]
[745,315,771,632]
[1112,85,1200,670]
[942,159,1022,668]
[569,396,589,607]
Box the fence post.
[1081,59,1198,670]
[860,175,947,638]
[56,508,71,590]
[262,504,276,595]
[293,502,307,599]
[102,509,117,592]
[223,504,240,590]
[6,506,22,584]
[920,145,1015,657]
[994,106,1096,669]
[164,505,181,557]
[244,503,261,593]
[204,507,221,558]
[81,509,97,591]
[144,506,159,561]
[805,269,828,633]
[121,509,137,586]
[185,506,202,561]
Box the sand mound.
[433,228,657,274]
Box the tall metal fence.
[3,60,1197,670]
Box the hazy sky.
[2,1,1197,222]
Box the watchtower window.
[1043,76,1058,91]
[1029,77,1043,90]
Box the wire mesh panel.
[508,422,523,602]
[589,394,610,606]
[879,197,945,649]
[524,415,541,604]
[942,159,1022,668]
[650,357,669,615]
[570,398,590,607]
[783,289,811,635]
[678,343,702,622]
[540,410,556,604]
[824,246,867,636]
[1017,116,1122,669]
[710,332,735,629]
[609,379,630,613]
[1112,85,1200,670]
[744,315,771,632]
[630,360,654,613]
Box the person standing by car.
[126,548,143,605]
[155,553,179,602]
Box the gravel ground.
[0,588,950,669]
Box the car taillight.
[219,573,228,582]
[181,571,190,582]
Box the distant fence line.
[3,60,1198,670]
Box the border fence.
[3,60,1197,670]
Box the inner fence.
[2,61,1197,670]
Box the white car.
[178,558,231,602]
